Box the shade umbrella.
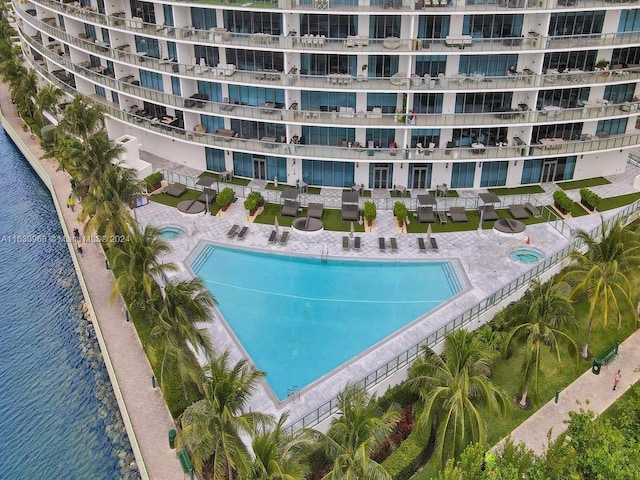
[426,224,432,243]
[350,221,355,238]
[274,216,279,233]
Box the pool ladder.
[321,245,328,264]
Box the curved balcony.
[25,31,639,133]
[28,0,640,55]
[20,11,640,98]
[25,50,640,166]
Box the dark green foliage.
[380,432,426,480]
[244,191,263,212]
[144,171,163,191]
[377,383,420,411]
[393,201,408,221]
[552,190,574,214]
[216,187,235,207]
[364,200,377,223]
[579,188,602,211]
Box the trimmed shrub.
[364,201,377,224]
[552,190,574,214]
[381,432,426,480]
[144,172,163,192]
[216,187,235,209]
[244,191,263,213]
[393,201,408,224]
[579,187,601,211]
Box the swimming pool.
[509,247,544,263]
[191,245,463,401]
[159,225,185,240]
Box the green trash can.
[592,358,602,375]
[168,429,177,449]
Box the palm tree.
[563,218,640,357]
[180,351,272,479]
[34,84,63,124]
[148,278,216,397]
[58,94,104,143]
[502,279,578,407]
[1,56,26,86]
[408,329,509,468]
[79,164,143,239]
[319,385,400,480]
[74,130,125,198]
[108,224,177,317]
[248,412,315,480]
[10,69,37,120]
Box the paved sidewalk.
[502,330,640,454]
[0,84,184,479]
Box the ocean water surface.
[0,128,138,479]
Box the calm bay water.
[0,128,138,479]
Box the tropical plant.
[144,171,164,192]
[552,190,574,214]
[34,84,63,125]
[319,384,400,480]
[244,191,263,213]
[108,224,177,315]
[579,188,601,211]
[563,218,640,357]
[501,279,579,407]
[10,68,37,120]
[180,351,272,479]
[148,278,216,397]
[408,329,509,467]
[216,187,235,209]
[247,412,315,480]
[58,94,105,143]
[73,130,125,197]
[393,201,408,225]
[364,201,377,225]
[79,164,144,239]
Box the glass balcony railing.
[28,0,640,56]
[24,29,640,134]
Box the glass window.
[129,0,155,24]
[618,9,640,33]
[190,8,217,30]
[197,81,222,103]
[543,50,597,71]
[162,5,174,26]
[226,49,283,72]
[94,85,106,98]
[224,11,282,35]
[417,16,450,39]
[537,87,589,109]
[228,86,285,106]
[533,122,583,141]
[410,129,441,148]
[302,126,356,145]
[171,76,181,96]
[521,159,543,184]
[300,14,356,37]
[480,161,508,187]
[455,92,513,113]
[139,70,163,92]
[370,15,401,38]
[200,115,224,134]
[302,160,355,187]
[597,118,628,135]
[612,47,640,66]
[415,55,447,77]
[167,42,177,61]
[193,45,219,68]
[365,128,396,148]
[549,12,604,36]
[459,54,518,76]
[301,54,356,75]
[205,148,226,172]
[134,36,159,58]
[367,54,398,78]
[301,91,356,110]
[604,83,635,103]
[412,93,443,114]
[462,14,523,39]
[367,93,397,113]
[450,162,476,188]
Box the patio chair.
[268,230,277,243]
[390,237,398,251]
[430,237,439,251]
[279,230,289,245]
[418,237,427,252]
[237,226,249,240]
[343,236,350,250]
[479,205,499,221]
[353,236,361,251]
[508,204,529,219]
[449,207,469,223]
[165,183,187,197]
[417,206,435,223]
[378,237,386,251]
[308,202,324,219]
[227,224,239,238]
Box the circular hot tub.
[159,225,185,240]
[509,247,544,263]
[292,217,324,235]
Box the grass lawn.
[598,192,640,211]
[406,208,545,234]
[558,177,611,190]
[489,185,545,195]
[254,203,365,232]
[149,190,221,215]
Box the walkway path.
[502,329,640,454]
[0,84,183,479]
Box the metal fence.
[284,198,640,432]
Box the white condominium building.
[14,0,640,189]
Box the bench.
[592,341,619,374]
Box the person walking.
[66,195,74,211]
[613,370,621,391]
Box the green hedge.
[552,190,574,214]
[381,432,426,480]
[579,188,602,211]
[144,172,163,191]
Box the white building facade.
[13,0,640,190]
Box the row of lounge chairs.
[227,224,249,240]
[418,237,439,252]
[343,236,361,250]
[379,237,398,252]
[418,203,542,224]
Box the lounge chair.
[227,224,239,238]
[281,200,299,217]
[237,226,249,240]
[341,204,359,221]
[353,236,361,250]
[279,231,289,245]
[390,238,398,251]
[418,237,427,252]
[430,237,439,251]
[524,202,541,218]
[268,230,277,243]
[197,187,216,204]
[437,210,447,224]
[508,204,529,219]
[308,202,324,219]
[342,236,350,250]
[165,183,187,197]
[417,206,436,223]
[378,237,386,251]
[449,207,469,223]
[479,205,499,221]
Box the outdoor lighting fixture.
[445,163,449,169]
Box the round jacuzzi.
[159,225,185,240]
[509,247,544,263]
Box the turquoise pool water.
[509,247,544,263]
[191,245,463,400]
[159,225,185,239]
